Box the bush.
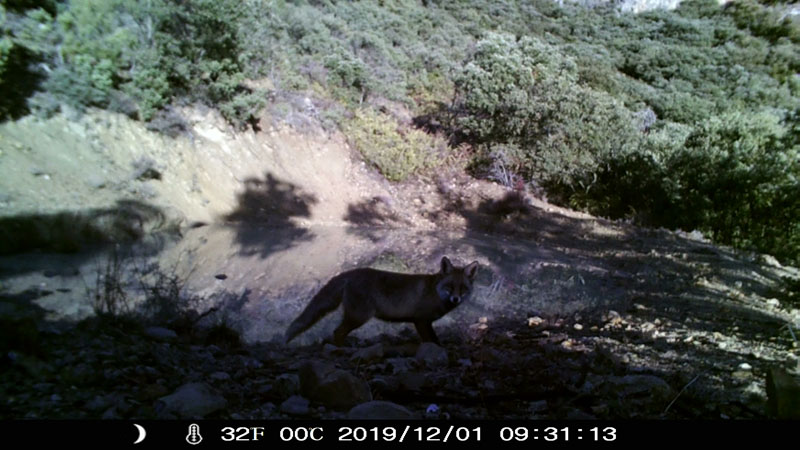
[565,110,800,264]
[4,0,263,126]
[451,33,641,184]
[667,111,800,262]
[558,121,690,223]
[344,108,444,182]
[0,5,47,119]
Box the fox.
[284,256,479,346]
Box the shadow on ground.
[0,199,173,279]
[222,172,317,258]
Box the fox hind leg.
[332,316,369,346]
[332,286,375,346]
[414,321,440,345]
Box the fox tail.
[284,274,347,344]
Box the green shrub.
[344,108,443,181]
[452,32,641,184]
[668,111,800,262]
[724,0,800,44]
[4,0,262,125]
[559,121,690,223]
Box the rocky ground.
[2,281,798,420]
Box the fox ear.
[465,261,479,279]
[441,256,453,274]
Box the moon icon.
[133,424,147,444]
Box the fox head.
[436,256,479,307]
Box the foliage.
[451,33,641,184]
[3,0,264,125]
[2,0,799,263]
[344,108,444,181]
[668,111,800,261]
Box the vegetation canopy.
[1,0,798,264]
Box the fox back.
[284,256,479,345]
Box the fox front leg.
[414,321,440,345]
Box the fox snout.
[449,295,462,305]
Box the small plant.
[344,108,444,181]
[91,246,132,317]
[88,246,247,347]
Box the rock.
[416,342,448,368]
[322,343,338,354]
[273,374,300,398]
[113,396,132,414]
[157,382,227,418]
[351,343,384,362]
[473,347,502,363]
[322,344,353,356]
[467,322,489,340]
[766,367,800,419]
[280,395,310,416]
[312,370,372,410]
[209,371,231,381]
[260,402,276,416]
[398,372,427,391]
[565,409,597,420]
[33,383,53,393]
[761,254,782,268]
[425,404,440,419]
[299,361,337,396]
[141,384,169,400]
[528,400,547,414]
[144,327,177,342]
[584,374,672,402]
[527,316,545,327]
[299,361,371,410]
[102,407,121,420]
[603,310,623,327]
[612,375,672,401]
[368,376,398,393]
[85,395,112,412]
[241,357,263,370]
[348,401,416,420]
[386,357,415,374]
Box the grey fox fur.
[284,256,479,345]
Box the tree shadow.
[0,45,44,122]
[343,196,407,242]
[222,172,317,258]
[0,199,173,279]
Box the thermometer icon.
[186,423,203,445]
